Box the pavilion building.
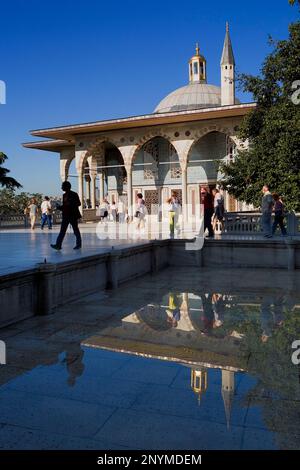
[23,23,255,221]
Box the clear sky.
[0,0,298,195]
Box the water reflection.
[83,288,300,448]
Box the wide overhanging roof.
[23,103,256,151]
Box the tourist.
[50,181,82,250]
[26,198,38,230]
[212,188,224,233]
[261,185,274,238]
[167,191,181,239]
[99,198,109,222]
[117,199,126,223]
[200,187,214,238]
[40,196,53,230]
[111,199,117,222]
[135,193,146,237]
[272,193,287,236]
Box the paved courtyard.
[0,267,300,449]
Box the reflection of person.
[62,344,85,387]
[212,293,225,327]
[166,292,181,327]
[51,181,82,250]
[201,293,214,332]
[260,294,284,342]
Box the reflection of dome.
[136,305,171,331]
[154,83,222,113]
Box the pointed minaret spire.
[220,22,235,105]
[221,22,235,66]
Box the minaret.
[221,369,235,429]
[189,43,207,84]
[220,22,235,105]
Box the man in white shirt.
[41,196,53,230]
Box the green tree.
[219,22,300,211]
[0,152,22,189]
[0,189,43,215]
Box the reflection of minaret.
[221,369,234,429]
[191,368,208,405]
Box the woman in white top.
[26,198,38,230]
[212,188,224,232]
[99,199,109,222]
[135,193,146,236]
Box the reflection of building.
[221,369,235,429]
[24,24,255,219]
[191,368,208,404]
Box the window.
[193,62,198,75]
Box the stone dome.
[154,83,222,113]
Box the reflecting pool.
[0,267,300,449]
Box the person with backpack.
[272,193,287,236]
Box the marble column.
[181,164,188,223]
[90,175,96,209]
[99,171,104,201]
[126,165,133,217]
[85,175,91,206]
[78,172,84,214]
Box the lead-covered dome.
[154,83,222,113]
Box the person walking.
[168,192,181,239]
[26,198,38,230]
[40,196,53,230]
[135,193,146,237]
[99,198,109,222]
[117,199,126,223]
[272,193,287,236]
[200,187,214,238]
[111,199,118,222]
[261,185,274,238]
[51,181,82,250]
[212,188,224,233]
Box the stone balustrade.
[223,212,300,236]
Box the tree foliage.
[0,152,22,190]
[0,189,43,215]
[220,22,300,211]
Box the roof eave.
[28,103,256,140]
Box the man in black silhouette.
[51,181,82,250]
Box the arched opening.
[101,142,126,205]
[132,136,181,216]
[187,131,236,218]
[66,158,78,191]
[81,141,126,211]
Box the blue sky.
[0,0,298,195]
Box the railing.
[0,212,63,229]
[223,211,300,236]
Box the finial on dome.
[195,42,200,56]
